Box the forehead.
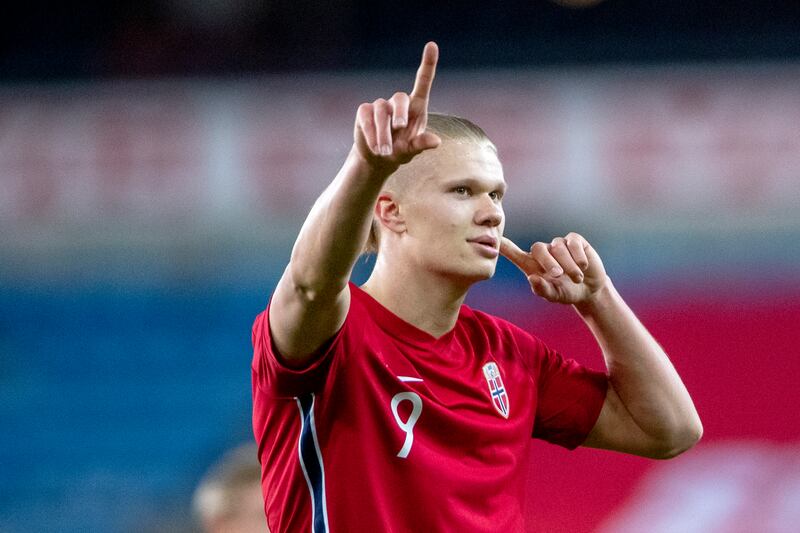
[413,140,505,190]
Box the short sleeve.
[251,302,350,399]
[531,340,608,450]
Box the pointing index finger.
[500,236,534,273]
[410,41,438,101]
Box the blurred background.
[2,1,799,531]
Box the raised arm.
[269,42,442,368]
[501,234,702,459]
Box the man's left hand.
[500,233,608,305]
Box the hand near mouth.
[500,233,608,304]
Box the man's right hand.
[269,43,443,366]
[353,41,442,171]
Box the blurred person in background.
[193,443,269,533]
[251,42,702,531]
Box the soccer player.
[251,42,702,532]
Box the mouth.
[467,236,499,257]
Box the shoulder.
[251,284,376,397]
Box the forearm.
[267,42,440,364]
[288,148,394,299]
[575,278,702,447]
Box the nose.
[475,195,503,228]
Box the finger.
[407,131,441,155]
[356,103,379,155]
[373,99,393,155]
[583,241,606,280]
[565,232,590,272]
[500,236,536,273]
[390,92,410,129]
[406,99,429,137]
[549,237,584,283]
[530,242,563,278]
[529,274,557,301]
[410,41,438,102]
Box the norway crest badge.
[482,362,509,418]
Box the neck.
[361,253,469,339]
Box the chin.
[425,253,497,286]
[453,262,497,285]
[477,266,497,281]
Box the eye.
[489,191,503,201]
[453,186,471,196]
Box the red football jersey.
[252,282,608,532]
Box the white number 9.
[391,392,423,459]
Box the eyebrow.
[442,177,507,193]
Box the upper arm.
[582,383,687,459]
[267,267,351,369]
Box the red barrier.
[488,287,800,531]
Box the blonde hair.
[193,443,262,528]
[363,113,497,254]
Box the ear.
[374,193,406,236]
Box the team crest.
[482,362,509,418]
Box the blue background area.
[0,282,260,531]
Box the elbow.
[654,418,704,460]
[288,257,349,304]
[289,263,321,302]
[288,267,342,305]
